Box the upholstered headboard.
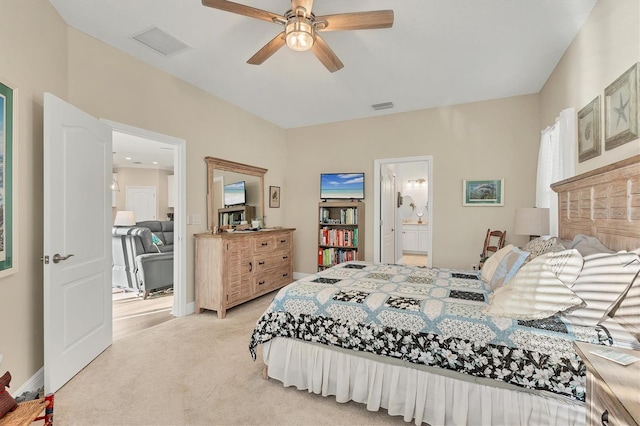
[551,154,640,252]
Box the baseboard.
[14,366,43,398]
[293,271,309,280]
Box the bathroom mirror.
[205,157,267,232]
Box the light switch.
[192,214,201,225]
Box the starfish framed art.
[604,62,639,150]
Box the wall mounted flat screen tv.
[320,173,365,200]
[224,181,246,206]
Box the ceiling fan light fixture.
[285,18,315,52]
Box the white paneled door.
[126,186,156,222]
[381,165,396,263]
[43,93,113,394]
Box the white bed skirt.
[262,338,586,426]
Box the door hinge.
[40,255,50,264]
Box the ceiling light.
[152,161,158,165]
[285,16,315,52]
[125,157,132,160]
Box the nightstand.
[574,342,640,426]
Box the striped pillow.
[601,269,640,342]
[562,252,640,327]
[489,247,529,291]
[485,250,584,320]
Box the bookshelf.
[318,201,365,271]
[218,205,256,228]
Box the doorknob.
[53,253,74,263]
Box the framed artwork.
[0,81,13,273]
[269,185,280,208]
[463,179,503,206]
[604,62,639,150]
[577,96,601,162]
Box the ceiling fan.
[201,0,394,72]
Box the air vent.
[132,27,190,57]
[371,102,394,111]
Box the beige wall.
[0,0,68,391]
[0,0,637,391]
[286,95,541,273]
[540,0,639,174]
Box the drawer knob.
[258,280,266,286]
[258,261,265,265]
[282,256,288,260]
[282,273,288,277]
[280,239,287,243]
[261,242,268,246]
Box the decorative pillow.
[522,237,565,260]
[0,372,17,419]
[485,251,585,320]
[0,372,10,388]
[489,247,529,291]
[562,252,640,327]
[481,244,515,283]
[569,234,615,256]
[600,269,640,342]
[151,233,164,246]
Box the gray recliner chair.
[112,221,174,299]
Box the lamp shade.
[514,208,550,237]
[114,210,136,226]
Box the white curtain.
[536,108,575,236]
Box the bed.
[249,154,640,426]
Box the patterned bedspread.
[249,262,611,401]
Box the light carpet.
[55,291,406,425]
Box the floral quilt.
[249,262,611,401]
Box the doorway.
[106,120,188,330]
[374,156,433,266]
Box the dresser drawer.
[273,232,292,251]
[253,265,292,293]
[252,250,290,274]
[252,234,275,253]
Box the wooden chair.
[480,229,506,266]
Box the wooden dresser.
[194,228,295,318]
[574,342,640,426]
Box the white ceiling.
[49,0,597,132]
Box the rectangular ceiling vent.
[371,102,394,111]
[132,27,190,57]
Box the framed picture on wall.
[577,96,601,162]
[0,81,14,274]
[463,179,503,206]
[269,186,280,208]
[604,62,639,150]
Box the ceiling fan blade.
[316,10,394,32]
[247,32,286,65]
[311,35,344,73]
[291,0,314,15]
[202,0,284,23]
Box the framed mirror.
[205,157,268,232]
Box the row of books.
[319,228,358,248]
[320,208,358,225]
[318,248,358,267]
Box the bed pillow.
[481,244,515,282]
[600,270,640,342]
[562,251,640,327]
[522,237,565,260]
[485,250,584,320]
[489,247,529,291]
[569,234,615,256]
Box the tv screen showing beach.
[224,181,246,206]
[320,173,365,199]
